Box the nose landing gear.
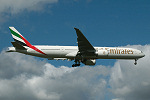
[134,59,138,65]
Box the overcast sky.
[0,0,150,100]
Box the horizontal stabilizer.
[11,42,27,50]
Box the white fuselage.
[8,45,145,60]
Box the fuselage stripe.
[19,35,47,55]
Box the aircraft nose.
[140,52,145,57]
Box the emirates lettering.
[110,49,133,54]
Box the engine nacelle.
[82,59,96,65]
[97,50,108,56]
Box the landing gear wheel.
[72,60,81,67]
[72,64,81,67]
[72,64,75,67]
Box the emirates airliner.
[7,27,145,67]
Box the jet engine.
[82,59,96,65]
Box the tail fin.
[9,27,46,55]
[9,27,32,47]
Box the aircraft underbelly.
[46,50,72,58]
[98,54,141,59]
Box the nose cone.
[141,53,145,57]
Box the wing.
[74,28,96,56]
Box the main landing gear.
[72,60,80,67]
[134,59,138,65]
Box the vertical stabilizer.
[9,27,30,46]
[9,27,46,55]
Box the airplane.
[7,27,145,67]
